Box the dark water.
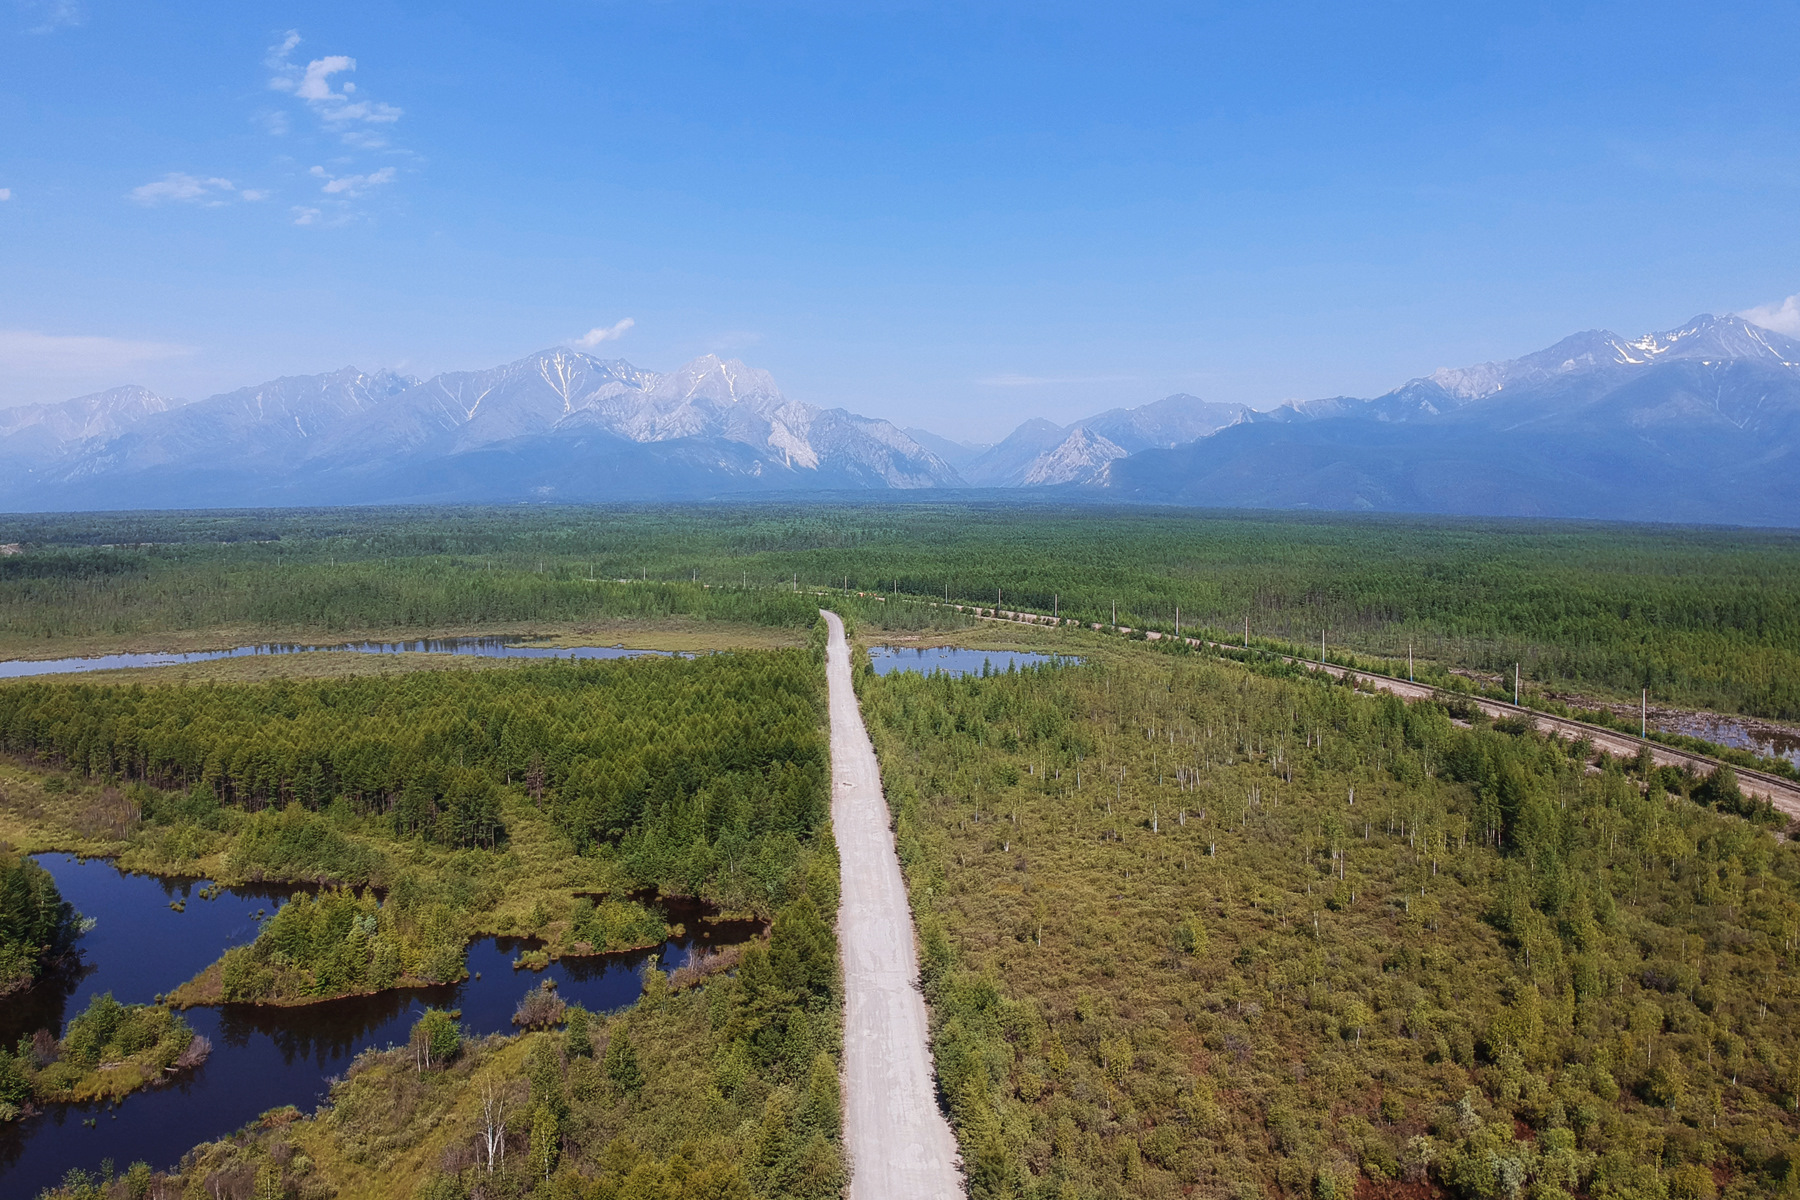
[868,645,1076,678]
[1659,714,1800,771]
[0,639,669,680]
[0,856,758,1194]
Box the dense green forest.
[0,851,82,997]
[0,650,830,1009]
[5,503,1799,718]
[860,640,1800,1199]
[0,651,825,896]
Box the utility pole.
[1054,593,1058,620]
[1408,640,1413,683]
[1175,606,1180,636]
[1514,663,1520,706]
[1642,688,1647,737]
[1321,628,1326,662]
[1244,614,1249,648]
[1112,599,1116,627]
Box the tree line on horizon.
[5,504,1799,719]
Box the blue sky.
[3,1,1799,441]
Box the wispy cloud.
[575,318,636,348]
[17,0,82,34]
[264,31,410,223]
[309,165,397,197]
[128,173,263,207]
[708,330,763,353]
[0,188,11,201]
[0,329,195,375]
[267,32,403,131]
[1739,293,1800,338]
[978,372,1137,388]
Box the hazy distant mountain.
[2,350,960,509]
[1102,315,1800,524]
[0,385,184,473]
[1019,427,1129,486]
[6,313,1798,523]
[903,427,989,473]
[964,394,1256,486]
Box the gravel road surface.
[822,609,964,1200]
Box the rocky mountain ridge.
[5,313,1797,523]
[3,350,959,509]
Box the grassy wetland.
[6,503,1800,718]
[3,503,1799,1198]
[859,629,1800,1200]
[0,624,844,1198]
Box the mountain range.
[3,313,1797,524]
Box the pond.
[867,645,1078,678]
[1656,712,1800,771]
[0,855,759,1194]
[0,639,671,680]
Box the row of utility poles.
[594,566,1611,717]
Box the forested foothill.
[859,635,1800,1200]
[0,649,828,1007]
[6,503,1800,720]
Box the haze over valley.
[8,313,1797,524]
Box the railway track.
[925,601,1800,823]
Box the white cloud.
[263,31,409,218]
[294,54,355,101]
[19,0,81,33]
[575,318,636,348]
[238,189,271,202]
[267,33,403,129]
[0,188,11,201]
[337,129,391,150]
[1739,294,1800,338]
[265,30,302,74]
[310,165,397,196]
[129,173,242,206]
[0,330,194,375]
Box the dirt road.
[821,609,963,1199]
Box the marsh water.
[867,645,1075,677]
[0,638,670,680]
[0,855,759,1194]
[1656,712,1800,771]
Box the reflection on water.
[868,645,1077,678]
[0,638,671,679]
[0,855,759,1193]
[1658,713,1800,771]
